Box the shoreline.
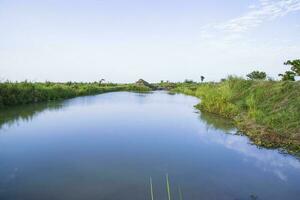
[170,79,300,154]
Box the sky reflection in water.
[0,91,299,200]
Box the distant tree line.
[179,59,299,83]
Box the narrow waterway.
[0,91,299,200]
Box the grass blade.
[150,176,154,200]
[166,174,171,200]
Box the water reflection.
[198,111,300,182]
[199,111,236,133]
[0,102,63,130]
[0,92,299,200]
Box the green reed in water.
[150,177,154,200]
[149,174,184,200]
[166,174,171,200]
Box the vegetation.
[166,174,171,200]
[154,81,178,90]
[200,76,205,82]
[184,79,195,84]
[278,59,300,81]
[246,71,266,80]
[148,174,184,200]
[150,177,154,200]
[279,71,296,81]
[1,60,299,153]
[171,76,300,153]
[0,81,152,108]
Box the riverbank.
[0,82,151,108]
[170,77,300,153]
[2,79,299,153]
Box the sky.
[0,0,300,83]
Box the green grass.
[150,177,154,200]
[2,78,299,152]
[166,174,171,200]
[171,77,300,153]
[0,81,152,108]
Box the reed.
[150,177,154,200]
[166,174,171,200]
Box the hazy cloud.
[201,0,300,39]
[218,0,300,33]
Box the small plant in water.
[149,176,154,200]
[149,174,184,200]
[166,174,171,200]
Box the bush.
[246,71,267,80]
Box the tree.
[200,76,205,82]
[278,59,300,81]
[246,71,266,80]
[278,71,296,81]
[284,59,300,76]
[99,79,105,84]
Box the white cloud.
[221,0,300,32]
[201,0,300,39]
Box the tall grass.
[149,174,184,200]
[150,177,154,200]
[0,81,152,108]
[172,77,300,152]
[166,174,171,200]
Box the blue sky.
[0,0,300,82]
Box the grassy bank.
[0,81,151,108]
[171,77,300,153]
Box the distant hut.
[135,79,153,88]
[135,79,151,87]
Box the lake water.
[0,91,299,200]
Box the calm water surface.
[0,91,299,200]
